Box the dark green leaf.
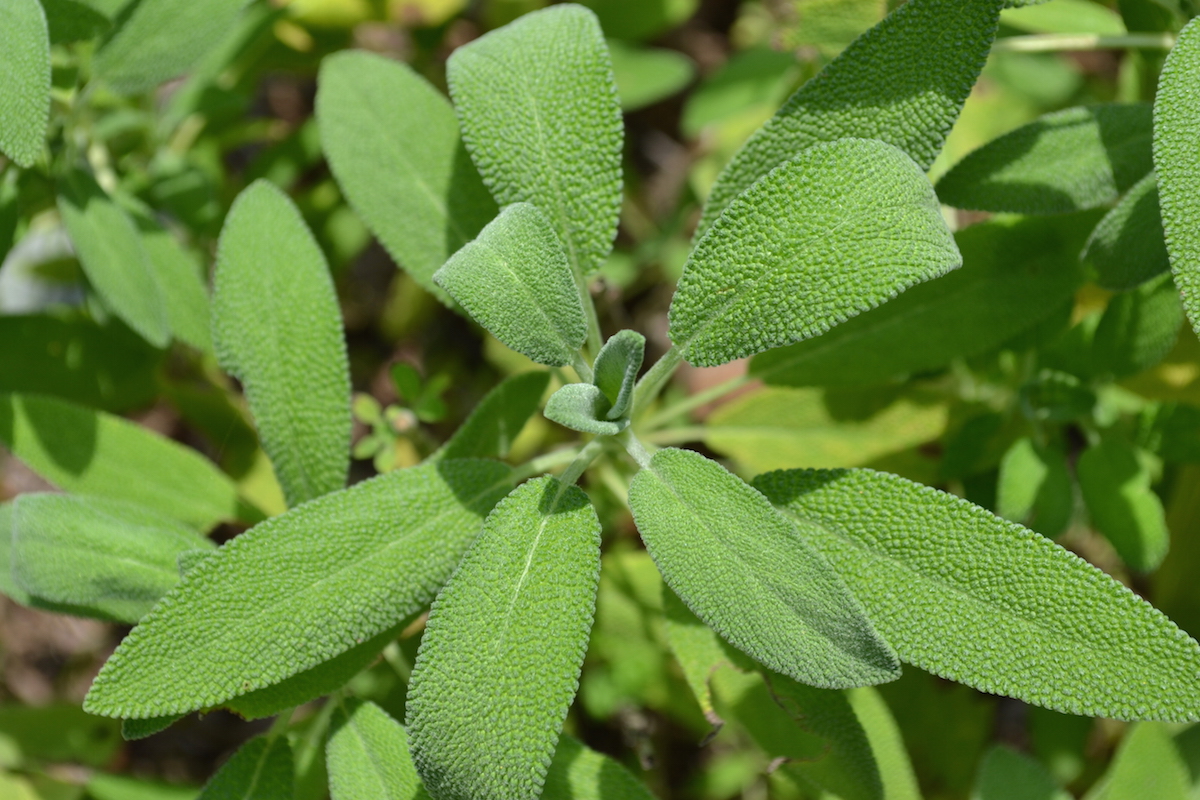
[541,735,657,800]
[0,0,50,167]
[974,746,1072,800]
[39,0,109,43]
[121,715,180,741]
[1077,437,1169,572]
[592,330,644,420]
[327,699,427,800]
[1091,273,1183,378]
[1084,171,1171,291]
[196,735,293,800]
[435,371,550,461]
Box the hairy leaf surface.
[592,330,645,420]
[544,383,626,436]
[0,0,49,167]
[408,477,601,800]
[628,448,900,688]
[196,735,293,800]
[317,51,496,302]
[328,699,427,800]
[448,4,623,277]
[213,180,351,507]
[1084,171,1171,291]
[754,467,1200,720]
[1077,437,1169,572]
[84,460,511,719]
[436,371,550,461]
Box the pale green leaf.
[608,40,695,112]
[129,207,212,352]
[755,467,1200,720]
[1083,171,1171,291]
[673,139,959,367]
[1091,273,1183,378]
[58,171,170,348]
[662,586,732,727]
[996,438,1073,539]
[937,104,1154,214]
[681,48,794,139]
[197,735,294,800]
[327,699,427,800]
[1085,723,1189,800]
[213,180,351,508]
[1077,437,1169,572]
[628,448,899,688]
[0,0,49,167]
[83,460,510,719]
[1000,0,1125,34]
[87,774,200,800]
[408,477,601,800]
[93,0,246,94]
[542,735,657,800]
[973,746,1072,800]
[316,51,496,302]
[448,4,623,278]
[1153,17,1200,336]
[751,215,1088,387]
[698,0,1001,233]
[544,383,626,436]
[436,371,550,461]
[434,203,587,367]
[593,330,644,420]
[11,493,214,623]
[846,687,922,800]
[0,393,244,530]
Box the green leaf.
[0,0,49,167]
[662,586,733,727]
[213,180,351,508]
[11,493,214,623]
[698,0,1001,233]
[1083,171,1171,291]
[681,48,795,139]
[608,40,695,112]
[196,735,294,800]
[448,4,623,278]
[121,715,180,741]
[407,477,601,800]
[1001,0,1126,34]
[0,393,244,530]
[1086,723,1189,800]
[846,687,922,800]
[592,330,645,420]
[83,459,510,719]
[433,203,587,367]
[974,746,1072,800]
[87,773,200,800]
[754,467,1200,720]
[0,503,32,607]
[57,171,170,348]
[93,0,246,94]
[327,699,427,800]
[1077,437,1169,572]
[129,206,212,353]
[316,51,496,303]
[544,383,626,436]
[996,438,1073,539]
[1153,17,1200,336]
[541,735,657,800]
[1091,273,1183,378]
[628,448,899,688]
[672,138,959,367]
[436,371,551,461]
[0,703,122,767]
[936,104,1154,214]
[39,0,110,43]
[751,215,1089,387]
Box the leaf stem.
[618,429,654,469]
[557,437,606,488]
[573,351,594,383]
[641,372,753,431]
[991,33,1176,53]
[576,272,604,359]
[633,345,685,417]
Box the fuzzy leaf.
[196,735,294,800]
[755,467,1200,720]
[1091,273,1183,378]
[58,171,170,348]
[408,477,601,800]
[93,0,246,94]
[592,330,645,420]
[1077,437,1169,572]
[937,104,1154,214]
[1153,17,1200,336]
[751,215,1088,387]
[327,699,428,800]
[628,448,900,688]
[671,139,959,367]
[974,746,1072,800]
[11,493,214,623]
[542,735,658,800]
[698,0,1001,233]
[83,460,511,719]
[129,206,212,352]
[996,438,1073,539]
[1084,171,1171,291]
[0,0,49,167]
[316,51,496,302]
[0,502,32,606]
[544,383,626,436]
[121,715,179,741]
[448,4,623,278]
[0,393,243,530]
[213,180,351,508]
[434,203,587,367]
[663,586,731,727]
[436,371,551,461]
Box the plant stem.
[576,271,604,359]
[617,429,653,469]
[633,346,684,417]
[573,351,594,383]
[992,33,1176,53]
[557,437,605,488]
[641,372,753,431]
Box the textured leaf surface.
[130,207,212,352]
[937,104,1154,214]
[327,699,427,800]
[408,477,601,800]
[1084,171,1171,291]
[317,51,495,302]
[628,448,899,688]
[0,393,242,530]
[541,735,657,800]
[1086,723,1189,800]
[1091,273,1183,379]
[11,494,214,623]
[996,438,1072,539]
[663,586,730,726]
[197,735,293,800]
[1077,437,1169,572]
[752,215,1088,387]
[448,4,623,277]
[434,203,586,367]
[671,139,959,367]
[592,330,645,420]
[93,0,245,94]
[213,180,351,507]
[0,503,32,606]
[121,715,179,741]
[755,467,1200,720]
[84,460,510,718]
[1153,17,1200,335]
[974,746,1072,800]
[698,0,1000,233]
[58,171,170,348]
[544,383,626,436]
[436,371,550,461]
[0,0,49,167]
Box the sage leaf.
[0,502,32,607]
[974,746,1072,800]
[1153,17,1200,335]
[754,467,1200,720]
[542,735,658,800]
[996,438,1073,539]
[121,715,179,741]
[434,203,587,367]
[327,699,427,800]
[936,104,1154,214]
[1091,273,1183,379]
[592,329,645,420]
[129,206,212,353]
[1086,723,1190,800]
[11,493,214,623]
[544,383,626,436]
[448,4,623,278]
[1077,437,1169,572]
[316,51,496,302]
[435,371,550,461]
[1001,0,1125,34]
[628,448,900,688]
[0,0,49,168]
[58,171,170,348]
[609,40,695,112]
[698,0,1001,234]
[83,460,510,719]
[663,586,732,728]
[196,735,294,800]
[1083,171,1171,291]
[408,477,601,800]
[751,215,1089,387]
[846,687,922,800]
[213,180,351,507]
[0,393,244,531]
[40,0,109,44]
[670,138,959,367]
